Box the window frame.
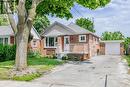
[79,35,86,42]
[0,36,10,45]
[44,37,58,48]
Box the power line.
[73,6,84,18]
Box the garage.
[100,40,124,55]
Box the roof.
[42,21,99,37]
[68,23,92,34]
[100,40,124,43]
[0,26,14,36]
[41,21,76,36]
[31,27,41,40]
[0,26,40,40]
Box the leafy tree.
[124,37,130,51]
[33,15,50,34]
[76,18,95,33]
[101,31,124,40]
[4,0,110,71]
[0,15,9,26]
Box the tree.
[101,31,124,40]
[76,18,95,33]
[124,37,130,53]
[0,15,9,25]
[4,0,110,71]
[33,15,50,34]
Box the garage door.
[105,43,120,55]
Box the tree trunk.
[15,25,30,71]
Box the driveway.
[0,55,130,87]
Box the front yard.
[0,56,63,81]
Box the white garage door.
[105,43,120,55]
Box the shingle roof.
[0,26,14,36]
[0,26,40,39]
[68,23,92,34]
[42,21,99,37]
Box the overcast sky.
[48,0,130,37]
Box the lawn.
[0,56,63,81]
[123,55,130,66]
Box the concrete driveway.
[0,55,130,87]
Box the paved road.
[0,55,130,87]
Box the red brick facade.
[10,36,15,44]
[41,34,100,60]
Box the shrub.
[0,44,16,62]
[27,50,41,58]
[62,55,69,60]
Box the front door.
[64,36,70,53]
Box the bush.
[27,50,41,58]
[0,44,16,62]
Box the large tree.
[101,31,124,40]
[33,15,50,34]
[76,18,95,33]
[4,0,110,71]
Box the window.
[5,38,8,44]
[0,38,9,44]
[45,37,57,48]
[32,40,37,47]
[79,35,86,42]
[0,38,3,44]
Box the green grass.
[0,57,63,81]
[123,55,130,66]
[12,73,42,81]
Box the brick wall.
[88,34,100,57]
[10,36,15,44]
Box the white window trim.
[79,35,86,42]
[0,36,10,45]
[44,37,57,48]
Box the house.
[41,21,100,60]
[0,26,41,52]
[100,40,124,55]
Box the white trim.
[79,35,86,42]
[44,37,57,48]
[0,35,10,44]
[64,36,70,53]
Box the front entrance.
[64,36,70,53]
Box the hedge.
[0,44,16,62]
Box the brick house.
[0,26,41,52]
[41,22,100,60]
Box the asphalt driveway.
[0,55,130,87]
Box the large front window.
[45,37,57,48]
[0,37,9,44]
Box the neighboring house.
[0,26,41,52]
[41,21,100,60]
[100,40,124,55]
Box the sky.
[48,0,130,37]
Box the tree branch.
[27,0,39,31]
[3,0,17,33]
[17,0,26,31]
